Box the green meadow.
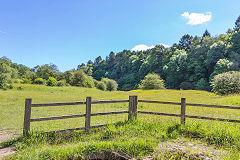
[0,84,240,159]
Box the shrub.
[72,70,95,88]
[17,86,23,90]
[12,79,23,84]
[33,78,46,85]
[6,84,14,89]
[102,78,118,91]
[57,80,66,87]
[211,71,240,95]
[93,79,99,86]
[21,78,32,84]
[139,73,165,90]
[179,82,193,90]
[96,81,106,91]
[195,78,210,91]
[47,77,58,86]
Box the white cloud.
[0,30,6,34]
[131,44,154,51]
[131,44,169,51]
[160,43,169,48]
[181,12,211,25]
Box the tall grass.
[1,120,239,159]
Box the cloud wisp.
[0,29,7,34]
[131,44,169,52]
[181,12,212,25]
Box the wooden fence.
[23,96,240,136]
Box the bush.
[21,78,32,84]
[12,79,23,84]
[139,73,165,90]
[57,80,66,87]
[72,70,95,88]
[47,77,58,86]
[96,81,106,91]
[211,71,240,95]
[6,84,14,89]
[17,86,23,90]
[33,78,46,85]
[179,82,193,90]
[102,78,118,91]
[195,78,210,91]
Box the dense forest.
[1,16,240,93]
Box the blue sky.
[0,0,239,71]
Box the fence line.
[23,96,240,136]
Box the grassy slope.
[1,84,239,134]
[0,84,240,159]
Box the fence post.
[23,98,32,136]
[85,97,92,133]
[181,98,186,124]
[128,95,138,120]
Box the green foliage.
[57,80,66,86]
[211,71,240,95]
[12,78,23,84]
[47,77,58,86]
[34,64,58,80]
[33,78,46,85]
[202,29,211,37]
[72,70,95,88]
[21,78,32,84]
[102,78,118,91]
[234,15,240,29]
[0,62,16,88]
[179,82,193,90]
[96,81,106,91]
[210,58,234,80]
[195,78,210,91]
[139,73,165,90]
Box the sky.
[0,0,239,72]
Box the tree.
[202,29,211,37]
[209,58,234,80]
[139,73,165,90]
[94,56,102,66]
[178,34,193,51]
[0,62,12,88]
[205,41,227,77]
[234,15,240,30]
[163,49,187,88]
[34,64,59,79]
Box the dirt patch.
[0,132,13,143]
[0,131,16,159]
[151,139,225,160]
[0,147,15,159]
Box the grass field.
[0,84,240,159]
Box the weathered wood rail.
[23,96,240,136]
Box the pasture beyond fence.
[23,96,240,136]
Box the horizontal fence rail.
[23,96,240,136]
